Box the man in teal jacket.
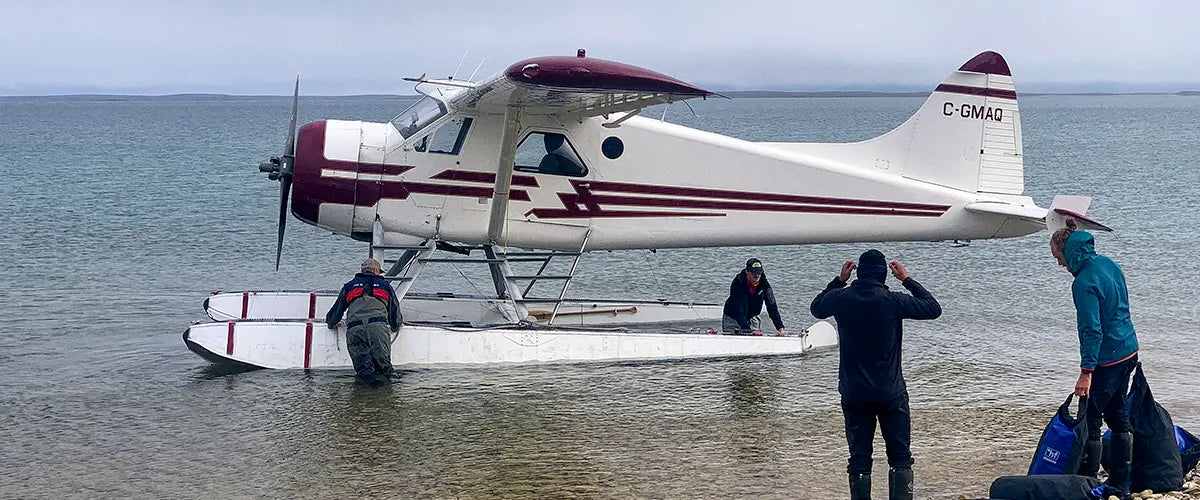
[1050,221,1139,495]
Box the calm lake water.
[1,93,1198,499]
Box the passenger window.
[513,132,587,177]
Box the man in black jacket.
[326,258,403,385]
[721,258,787,336]
[810,250,941,500]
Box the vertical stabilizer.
[780,51,1024,195]
[896,51,1023,194]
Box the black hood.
[856,249,888,283]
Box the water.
[1,94,1198,498]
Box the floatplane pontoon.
[184,49,1108,370]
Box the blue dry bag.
[1176,425,1200,473]
[1029,394,1089,475]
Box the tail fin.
[780,51,1023,195]
[880,51,1023,194]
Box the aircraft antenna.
[451,49,469,80]
[467,58,486,82]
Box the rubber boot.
[1078,438,1103,477]
[849,473,871,500]
[888,468,913,500]
[1105,431,1133,499]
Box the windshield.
[390,96,447,139]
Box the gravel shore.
[953,462,1200,499]
[1144,462,1200,499]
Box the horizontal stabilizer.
[1048,195,1111,232]
[963,201,1050,238]
[963,201,1047,222]
[965,194,1111,233]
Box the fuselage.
[291,111,1038,251]
[289,51,1044,251]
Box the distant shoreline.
[1,90,1197,101]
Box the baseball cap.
[745,258,764,275]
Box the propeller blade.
[275,174,291,271]
[275,76,299,271]
[284,76,299,157]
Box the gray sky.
[2,0,1198,95]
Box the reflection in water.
[192,363,261,379]
[724,363,782,466]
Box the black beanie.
[857,249,887,282]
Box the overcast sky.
[2,0,1197,95]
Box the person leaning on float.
[720,258,786,336]
[1049,218,1140,496]
[326,258,404,384]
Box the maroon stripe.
[303,322,313,369]
[298,173,535,208]
[308,292,316,319]
[527,208,726,219]
[240,291,249,318]
[577,180,951,212]
[527,204,944,219]
[586,193,947,216]
[934,84,1016,100]
[431,170,540,187]
[226,321,235,355]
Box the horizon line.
[2,89,1199,99]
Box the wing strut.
[487,97,524,243]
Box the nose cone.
[290,120,329,226]
[290,120,361,236]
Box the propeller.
[258,77,300,271]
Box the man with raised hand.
[810,250,941,500]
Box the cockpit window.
[414,117,472,155]
[391,96,446,139]
[513,132,588,177]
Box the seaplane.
[184,49,1108,370]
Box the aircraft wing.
[448,54,715,117]
[965,195,1112,232]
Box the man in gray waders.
[810,250,942,500]
[326,258,403,384]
